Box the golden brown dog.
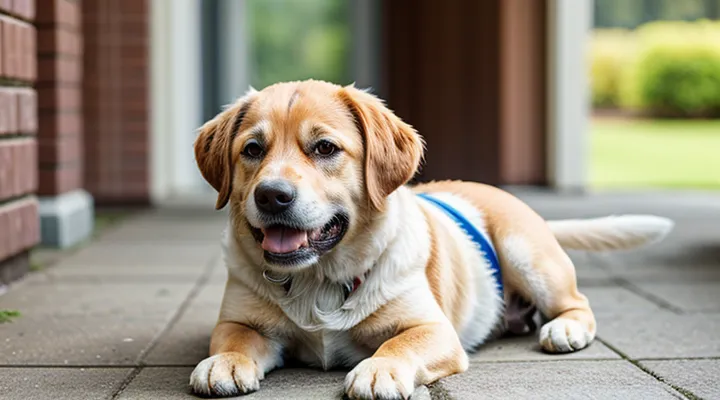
[189,80,673,399]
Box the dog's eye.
[314,140,337,157]
[243,140,264,158]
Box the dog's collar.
[416,192,504,297]
[262,269,369,301]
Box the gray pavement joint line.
[596,337,703,400]
[635,356,720,361]
[109,366,143,400]
[612,278,685,314]
[109,252,221,399]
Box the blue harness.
[416,193,504,297]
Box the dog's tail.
[547,215,674,252]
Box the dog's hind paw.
[189,353,262,397]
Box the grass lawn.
[590,118,720,190]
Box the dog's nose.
[254,180,296,214]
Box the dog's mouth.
[249,213,349,266]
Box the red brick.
[37,56,81,84]
[23,22,35,81]
[16,87,36,133]
[12,0,36,21]
[2,17,18,78]
[38,112,81,138]
[11,139,34,196]
[0,0,12,14]
[38,133,80,164]
[24,137,36,192]
[0,198,39,261]
[0,138,35,199]
[15,20,24,79]
[0,87,18,134]
[118,0,147,16]
[38,28,80,56]
[0,19,3,76]
[0,141,12,198]
[14,137,36,193]
[0,206,8,259]
[38,86,80,112]
[37,0,79,27]
[38,163,81,195]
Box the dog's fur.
[189,80,674,399]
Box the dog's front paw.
[189,352,262,397]
[344,357,415,400]
[539,317,594,353]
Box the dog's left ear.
[194,90,256,210]
[338,85,425,211]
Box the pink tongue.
[261,227,308,253]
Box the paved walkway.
[1,191,719,399]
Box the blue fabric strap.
[416,193,504,297]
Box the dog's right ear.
[194,91,256,210]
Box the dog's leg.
[345,322,468,400]
[501,235,596,354]
[189,321,282,397]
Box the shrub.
[618,20,720,118]
[588,29,636,108]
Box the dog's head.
[195,80,424,271]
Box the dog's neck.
[223,186,431,331]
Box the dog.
[189,80,673,399]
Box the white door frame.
[150,0,205,205]
[546,0,593,192]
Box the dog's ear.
[338,85,425,211]
[194,91,256,210]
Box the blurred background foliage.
[590,1,720,117]
[590,20,720,117]
[247,0,351,89]
[589,0,720,190]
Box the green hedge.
[590,20,720,117]
[589,29,635,108]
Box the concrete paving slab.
[97,216,227,245]
[119,367,347,400]
[55,243,220,268]
[144,284,224,366]
[116,367,198,399]
[440,360,680,399]
[633,282,720,312]
[41,243,218,281]
[597,314,720,359]
[0,314,167,366]
[0,281,194,318]
[616,264,720,283]
[583,286,664,314]
[472,335,619,362]
[641,359,720,400]
[0,367,131,400]
[119,367,431,400]
[568,250,615,286]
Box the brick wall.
[36,0,83,198]
[83,0,150,205]
[0,0,39,284]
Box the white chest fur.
[290,327,370,369]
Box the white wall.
[547,0,593,191]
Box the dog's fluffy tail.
[547,215,674,252]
